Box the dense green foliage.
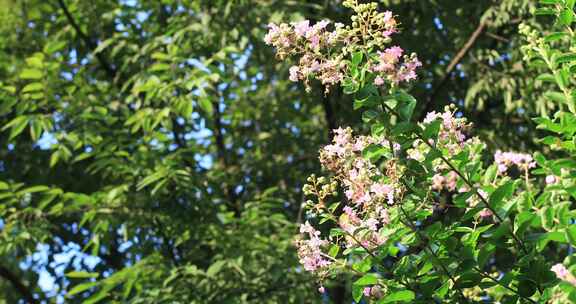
[0,0,572,303]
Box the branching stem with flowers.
[267,0,576,303]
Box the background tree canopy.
[0,0,556,303]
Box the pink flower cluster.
[363,285,383,299]
[264,20,345,92]
[339,205,389,249]
[319,127,398,250]
[380,11,398,38]
[372,46,422,85]
[431,171,458,192]
[265,20,336,54]
[264,4,421,92]
[546,175,559,185]
[423,110,469,147]
[408,109,474,161]
[295,222,332,272]
[320,127,400,207]
[551,264,576,286]
[494,150,536,174]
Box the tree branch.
[321,94,337,138]
[0,265,39,304]
[421,20,487,117]
[211,92,242,216]
[56,0,117,79]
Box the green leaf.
[477,243,495,267]
[20,68,43,80]
[67,282,98,297]
[362,109,379,122]
[544,91,567,104]
[29,119,42,141]
[536,73,556,83]
[363,144,387,162]
[417,261,434,276]
[150,63,171,72]
[482,165,498,185]
[198,97,213,114]
[456,272,482,288]
[557,53,576,65]
[559,9,574,26]
[351,51,363,66]
[391,122,416,136]
[531,231,566,251]
[423,120,441,140]
[93,38,115,54]
[517,192,534,213]
[44,40,67,54]
[489,181,515,209]
[19,185,49,194]
[534,8,555,15]
[22,82,44,93]
[352,284,364,302]
[353,257,372,273]
[540,206,555,231]
[354,273,378,286]
[394,91,417,121]
[328,244,340,258]
[83,285,113,304]
[151,52,170,61]
[545,32,569,42]
[565,226,576,246]
[380,290,415,303]
[50,151,60,167]
[435,280,450,298]
[66,271,99,279]
[26,54,44,68]
[137,170,167,191]
[207,260,226,277]
[5,116,29,140]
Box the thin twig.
[397,205,469,303]
[472,266,537,303]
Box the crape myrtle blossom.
[319,127,401,208]
[339,205,387,250]
[315,127,398,251]
[551,264,576,287]
[300,126,398,252]
[423,108,470,148]
[494,150,536,174]
[408,107,476,163]
[409,108,487,214]
[546,175,559,185]
[294,222,332,272]
[431,171,458,192]
[363,285,383,299]
[380,10,398,38]
[371,46,422,85]
[264,1,421,93]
